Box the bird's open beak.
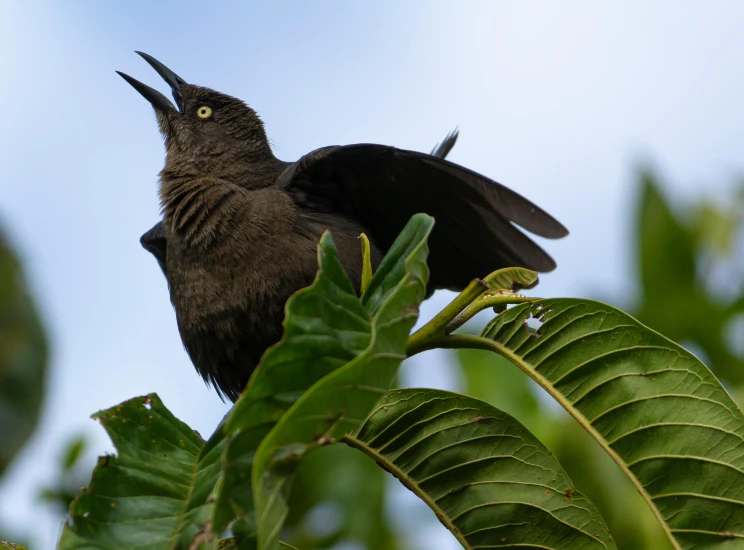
[116,52,186,113]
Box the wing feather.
[281,143,567,290]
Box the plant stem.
[407,267,540,356]
[407,279,488,354]
[446,295,536,333]
[343,434,473,549]
[406,333,492,357]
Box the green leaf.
[0,228,48,476]
[693,199,739,255]
[546,417,674,550]
[251,215,431,550]
[634,173,744,384]
[58,394,225,550]
[476,298,744,549]
[61,435,87,471]
[636,172,697,297]
[345,388,615,549]
[359,233,373,295]
[214,214,434,545]
[213,229,370,535]
[361,213,433,315]
[482,266,539,291]
[284,445,400,549]
[212,232,370,537]
[0,542,28,550]
[38,433,93,515]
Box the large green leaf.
[467,298,744,549]
[0,228,48,476]
[58,394,225,550]
[453,340,672,549]
[214,230,370,537]
[346,388,615,549]
[250,215,431,550]
[214,214,434,544]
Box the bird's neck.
[158,157,286,248]
[161,151,284,187]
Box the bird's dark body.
[163,178,376,400]
[119,53,568,402]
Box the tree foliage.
[0,225,47,478]
[54,210,744,550]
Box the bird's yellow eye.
[196,105,212,119]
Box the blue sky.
[2,2,744,548]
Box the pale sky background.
[2,2,744,549]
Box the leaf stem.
[407,279,489,355]
[407,268,540,355]
[446,294,536,333]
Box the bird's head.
[117,52,273,177]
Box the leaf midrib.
[343,433,473,550]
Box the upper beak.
[116,52,186,113]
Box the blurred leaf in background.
[284,445,402,550]
[0,224,48,476]
[633,171,744,384]
[282,372,408,549]
[0,222,49,545]
[37,434,91,514]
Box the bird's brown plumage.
[119,54,568,402]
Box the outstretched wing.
[280,144,568,291]
[139,131,463,277]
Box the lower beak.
[117,71,177,113]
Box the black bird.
[139,129,461,277]
[118,53,568,402]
